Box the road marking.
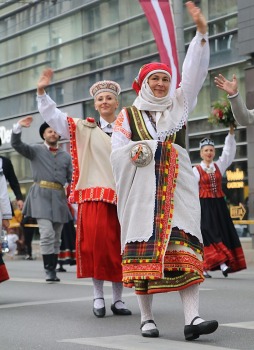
[9,277,95,285]
[0,293,134,309]
[8,278,212,290]
[59,334,240,350]
[221,321,254,330]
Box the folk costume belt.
[36,180,63,190]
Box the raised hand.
[214,74,238,96]
[186,1,207,34]
[18,115,33,128]
[37,68,54,94]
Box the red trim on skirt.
[76,201,123,282]
[0,261,9,283]
[204,242,247,272]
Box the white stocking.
[93,278,104,308]
[137,294,156,330]
[179,284,204,325]
[112,282,126,309]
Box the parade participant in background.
[110,1,218,341]
[56,185,76,272]
[11,118,72,282]
[0,137,24,212]
[36,69,131,318]
[0,169,12,283]
[214,73,254,125]
[21,216,37,260]
[193,126,246,278]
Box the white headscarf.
[133,71,188,139]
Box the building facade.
[0,0,253,225]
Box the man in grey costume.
[11,116,72,282]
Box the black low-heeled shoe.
[184,316,218,341]
[140,320,159,338]
[203,271,212,278]
[111,300,132,315]
[93,298,106,318]
[56,266,67,272]
[222,266,231,277]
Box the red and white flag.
[139,0,180,94]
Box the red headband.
[132,62,172,94]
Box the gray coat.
[230,93,254,126]
[11,132,73,223]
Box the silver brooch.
[130,143,153,167]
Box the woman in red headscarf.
[111,1,218,342]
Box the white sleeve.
[0,174,12,219]
[192,166,200,182]
[12,123,22,134]
[216,133,236,175]
[37,93,70,140]
[111,109,132,150]
[181,31,209,113]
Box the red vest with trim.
[196,164,225,198]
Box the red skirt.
[200,197,247,273]
[76,201,123,282]
[0,253,9,283]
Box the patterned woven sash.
[122,141,179,282]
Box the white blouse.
[37,93,116,139]
[112,31,209,150]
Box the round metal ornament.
[130,143,153,167]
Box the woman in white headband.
[36,70,131,318]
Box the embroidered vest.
[67,117,117,205]
[196,164,225,198]
[125,106,186,147]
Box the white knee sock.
[137,294,156,330]
[112,282,126,309]
[179,284,204,325]
[220,263,228,271]
[93,278,104,308]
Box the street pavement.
[1,257,254,350]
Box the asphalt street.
[1,257,254,350]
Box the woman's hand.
[214,74,238,96]
[37,68,54,95]
[186,1,207,35]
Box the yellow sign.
[227,181,244,189]
[230,203,246,220]
[226,168,244,188]
[226,168,244,181]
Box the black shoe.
[45,276,60,282]
[184,316,218,341]
[24,255,33,261]
[222,267,231,277]
[45,270,60,282]
[111,300,132,316]
[56,266,67,272]
[203,271,212,278]
[140,320,159,338]
[93,298,106,318]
